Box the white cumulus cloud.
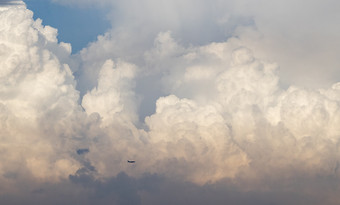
[2,1,340,204]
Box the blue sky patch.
[25,0,111,53]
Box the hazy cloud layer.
[0,0,23,5]
[1,1,340,204]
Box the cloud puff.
[145,95,249,184]
[0,4,82,187]
[56,0,340,89]
[82,59,138,125]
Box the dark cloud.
[1,172,335,205]
[77,148,90,155]
[106,175,339,205]
[69,171,141,205]
[66,168,339,205]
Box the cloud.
[2,171,338,205]
[0,0,23,5]
[54,0,340,89]
[82,59,138,125]
[0,3,82,185]
[1,1,340,205]
[77,148,90,155]
[73,30,340,202]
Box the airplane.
[127,160,136,163]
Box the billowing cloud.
[0,2,83,190]
[56,0,340,88]
[2,1,340,204]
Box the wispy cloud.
[0,0,23,5]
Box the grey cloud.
[74,172,340,205]
[0,0,23,5]
[77,148,90,155]
[0,172,336,205]
[69,171,142,205]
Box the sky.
[1,0,340,204]
[25,0,110,53]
